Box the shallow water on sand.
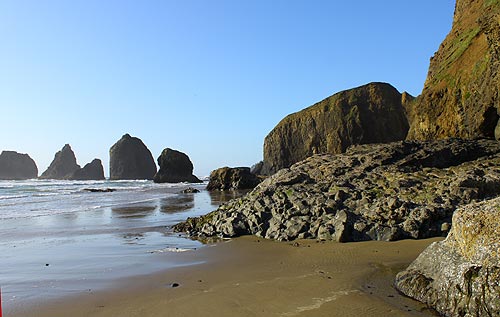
[0,180,243,313]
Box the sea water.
[0,179,240,312]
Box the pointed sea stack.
[68,159,105,180]
[0,151,38,180]
[109,134,157,180]
[153,148,201,183]
[40,144,80,179]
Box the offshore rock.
[407,0,500,140]
[262,82,410,175]
[0,151,38,180]
[153,148,201,183]
[109,134,157,180]
[206,167,262,191]
[69,159,105,180]
[174,138,500,242]
[395,197,500,316]
[40,144,80,179]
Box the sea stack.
[153,148,201,183]
[261,82,410,175]
[0,151,38,180]
[68,159,105,180]
[109,134,157,180]
[40,144,80,179]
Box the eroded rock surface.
[395,197,500,316]
[207,167,261,191]
[174,139,500,242]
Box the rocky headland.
[40,144,80,179]
[0,151,38,180]
[261,82,410,175]
[109,134,157,180]
[206,167,262,191]
[174,138,500,241]
[153,148,201,183]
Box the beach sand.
[15,236,440,317]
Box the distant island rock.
[395,197,500,316]
[68,159,105,181]
[0,151,38,180]
[153,148,201,183]
[174,138,500,241]
[40,144,80,180]
[261,82,410,175]
[109,134,157,180]
[206,167,261,191]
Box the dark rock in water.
[262,82,410,175]
[69,159,105,180]
[206,167,262,191]
[84,188,116,193]
[153,148,201,183]
[181,187,200,194]
[109,134,157,180]
[250,161,264,175]
[174,138,500,242]
[0,151,38,180]
[40,144,80,179]
[407,0,500,141]
[395,197,500,316]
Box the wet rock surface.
[206,167,262,191]
[174,138,500,242]
[395,197,500,317]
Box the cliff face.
[407,0,500,140]
[262,82,409,175]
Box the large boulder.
[40,144,80,179]
[407,0,500,140]
[206,167,261,191]
[109,134,157,180]
[68,159,105,181]
[395,197,500,316]
[262,82,410,175]
[174,138,500,242]
[153,148,201,183]
[0,151,38,180]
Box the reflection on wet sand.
[208,190,250,206]
[112,205,156,218]
[159,195,195,213]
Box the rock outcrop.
[262,82,410,175]
[174,138,500,242]
[206,167,262,191]
[153,148,201,183]
[0,151,38,180]
[40,144,80,179]
[109,134,157,180]
[68,159,105,180]
[407,0,500,140]
[395,197,500,316]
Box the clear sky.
[0,0,455,177]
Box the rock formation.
[40,144,80,179]
[109,134,157,180]
[153,148,201,183]
[407,0,500,140]
[395,197,500,316]
[0,151,38,180]
[206,167,262,191]
[174,138,500,241]
[262,82,410,175]
[68,159,105,180]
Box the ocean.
[0,179,240,313]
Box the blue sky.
[0,0,455,177]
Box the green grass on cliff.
[484,0,499,7]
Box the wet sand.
[15,236,441,317]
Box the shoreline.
[11,236,441,317]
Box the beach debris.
[171,283,180,288]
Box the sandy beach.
[14,236,441,317]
